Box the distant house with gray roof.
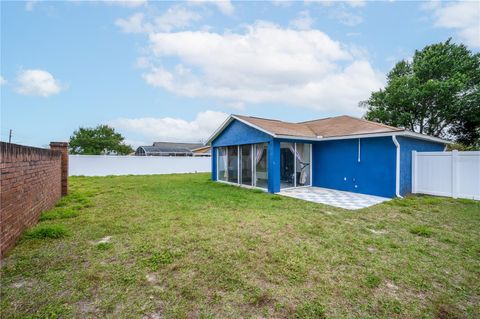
[135,142,211,157]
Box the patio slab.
[278,187,390,210]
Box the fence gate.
[412,150,480,200]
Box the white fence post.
[412,151,417,194]
[451,150,458,199]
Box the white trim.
[357,139,361,163]
[294,143,297,187]
[237,145,240,184]
[217,180,268,192]
[231,115,276,137]
[309,143,312,187]
[392,136,402,198]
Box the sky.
[1,0,479,148]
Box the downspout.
[392,136,403,198]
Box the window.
[254,143,268,189]
[280,142,295,189]
[295,143,311,186]
[240,145,253,186]
[227,146,239,183]
[217,143,269,190]
[217,147,228,181]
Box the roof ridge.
[234,114,290,123]
[300,115,401,131]
[344,115,402,130]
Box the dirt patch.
[77,300,98,316]
[10,279,35,289]
[146,273,158,284]
[96,236,112,244]
[367,228,387,235]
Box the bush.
[24,225,68,240]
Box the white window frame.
[280,142,313,190]
[216,143,268,191]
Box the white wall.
[412,151,480,200]
[69,155,211,176]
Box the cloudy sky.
[1,0,479,148]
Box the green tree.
[362,39,480,148]
[69,125,134,155]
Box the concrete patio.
[278,187,390,210]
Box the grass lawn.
[1,173,479,319]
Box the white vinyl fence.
[69,155,211,176]
[412,150,480,200]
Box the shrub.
[24,225,68,240]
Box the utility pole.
[8,129,12,143]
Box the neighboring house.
[206,115,449,198]
[135,142,211,157]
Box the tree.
[362,39,480,148]
[69,125,134,155]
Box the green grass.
[23,225,68,239]
[1,173,479,318]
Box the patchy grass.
[23,225,68,240]
[39,208,79,221]
[410,225,434,237]
[1,174,479,318]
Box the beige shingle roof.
[234,114,402,138]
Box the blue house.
[206,115,449,198]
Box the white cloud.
[138,22,384,115]
[25,0,38,11]
[330,9,363,26]
[188,0,234,15]
[116,6,201,33]
[116,13,148,33]
[427,1,480,48]
[305,0,365,7]
[0,76,7,86]
[345,0,366,8]
[290,11,314,30]
[123,139,147,149]
[15,69,64,97]
[102,0,147,7]
[272,0,292,7]
[111,110,228,143]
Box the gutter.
[391,136,402,198]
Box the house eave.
[205,115,452,146]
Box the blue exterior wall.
[210,119,445,198]
[268,140,280,193]
[212,120,272,147]
[211,146,217,181]
[397,136,445,196]
[312,137,397,198]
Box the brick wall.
[0,142,68,258]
